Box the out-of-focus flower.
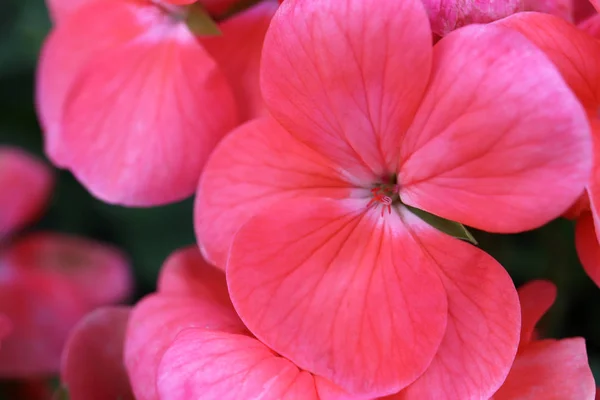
[61,307,134,400]
[195,0,590,397]
[491,280,596,399]
[497,12,600,288]
[125,246,352,400]
[0,146,132,377]
[36,0,277,206]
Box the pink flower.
[61,307,134,400]
[497,12,600,288]
[194,0,591,397]
[124,246,352,400]
[0,146,133,377]
[36,0,277,206]
[491,281,596,399]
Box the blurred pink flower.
[36,0,277,206]
[0,146,132,377]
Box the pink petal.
[125,294,244,400]
[421,0,522,36]
[0,269,87,377]
[45,0,96,23]
[3,232,132,308]
[574,0,597,22]
[399,24,591,233]
[497,12,600,110]
[157,329,324,400]
[195,117,354,268]
[390,220,520,399]
[260,0,432,184]
[0,314,12,346]
[158,245,231,305]
[0,147,53,238]
[523,0,573,20]
[590,0,600,12]
[201,1,277,121]
[61,307,134,400]
[517,280,557,345]
[227,199,448,397]
[492,339,596,400]
[39,0,238,206]
[575,212,600,287]
[579,14,600,37]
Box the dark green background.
[1,0,599,389]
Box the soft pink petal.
[497,12,600,109]
[157,329,325,400]
[158,246,231,305]
[492,339,596,400]
[36,0,151,164]
[260,0,432,183]
[201,1,277,120]
[575,212,600,287]
[523,0,572,20]
[389,217,520,400]
[3,232,132,308]
[45,0,99,23]
[227,199,448,397]
[517,280,557,345]
[125,294,244,400]
[0,147,53,238]
[579,13,600,37]
[0,269,87,377]
[399,24,591,233]
[61,307,134,400]
[421,0,522,36]
[195,117,354,268]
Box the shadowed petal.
[0,147,53,238]
[61,307,134,400]
[576,212,600,287]
[492,339,596,400]
[399,24,591,233]
[261,0,432,183]
[227,199,448,397]
[195,117,353,269]
[389,215,520,400]
[517,280,556,345]
[579,14,600,37]
[3,232,132,308]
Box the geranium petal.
[61,307,134,400]
[3,232,132,308]
[201,1,277,120]
[523,0,572,20]
[517,280,556,345]
[195,117,354,269]
[125,294,244,400]
[579,14,600,37]
[227,199,448,397]
[0,147,53,238]
[575,212,600,287]
[399,24,591,233]
[492,339,596,400]
[0,270,87,377]
[390,220,520,400]
[260,0,432,183]
[157,329,327,400]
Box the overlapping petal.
[579,13,600,37]
[195,117,354,268]
[517,280,556,345]
[37,0,237,205]
[227,199,448,397]
[398,24,591,233]
[576,212,600,287]
[0,147,53,238]
[61,307,134,400]
[260,0,433,184]
[3,232,132,308]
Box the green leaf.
[404,205,478,245]
[185,4,221,36]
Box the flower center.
[367,175,400,216]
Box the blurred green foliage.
[0,0,599,388]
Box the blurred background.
[1,0,599,393]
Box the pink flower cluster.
[4,0,599,397]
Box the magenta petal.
[61,307,134,400]
[517,280,557,345]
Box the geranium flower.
[195,0,591,397]
[0,146,132,377]
[491,280,595,399]
[36,0,277,206]
[496,12,600,288]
